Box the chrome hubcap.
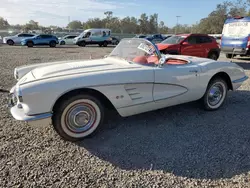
[65,103,96,133]
[74,111,90,126]
[208,84,224,106]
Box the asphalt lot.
[0,45,250,187]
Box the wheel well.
[7,39,14,42]
[209,72,233,90]
[208,49,219,57]
[52,88,116,112]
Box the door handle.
[189,69,198,73]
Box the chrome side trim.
[10,105,52,121]
[232,76,249,83]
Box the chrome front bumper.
[232,75,249,90]
[8,88,52,125]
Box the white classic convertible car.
[8,38,248,141]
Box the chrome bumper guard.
[7,91,52,122]
[232,76,249,83]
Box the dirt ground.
[1,45,250,188]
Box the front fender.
[18,69,154,116]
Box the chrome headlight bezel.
[15,85,23,102]
[14,68,19,80]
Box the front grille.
[8,93,17,107]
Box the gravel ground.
[0,45,250,188]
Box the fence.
[0,30,222,40]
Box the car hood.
[156,43,177,50]
[3,35,15,39]
[28,57,143,80]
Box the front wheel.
[60,41,66,45]
[103,41,108,47]
[202,78,228,111]
[7,40,14,45]
[52,94,104,141]
[208,52,218,60]
[78,41,86,47]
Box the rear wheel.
[226,54,233,58]
[202,78,228,111]
[52,94,104,141]
[208,52,219,60]
[27,41,34,47]
[7,40,14,45]
[49,41,56,47]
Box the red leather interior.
[133,56,148,64]
[166,59,188,65]
[132,56,188,65]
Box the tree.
[0,17,9,29]
[67,20,82,30]
[138,13,149,34]
[194,0,250,34]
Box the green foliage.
[67,20,82,30]
[0,17,9,29]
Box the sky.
[0,0,228,28]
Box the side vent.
[124,85,142,101]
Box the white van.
[73,28,112,47]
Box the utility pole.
[175,16,181,34]
[68,16,70,32]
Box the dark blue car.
[145,34,170,43]
[21,34,59,47]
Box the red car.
[156,34,221,60]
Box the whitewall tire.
[52,94,104,141]
[202,78,228,111]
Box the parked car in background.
[111,37,120,45]
[8,38,248,141]
[3,33,35,45]
[145,34,168,43]
[133,34,147,38]
[156,34,221,60]
[220,16,250,58]
[58,35,78,45]
[21,34,59,47]
[74,28,112,47]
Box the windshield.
[79,31,87,38]
[161,35,186,44]
[108,38,161,65]
[222,22,250,38]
